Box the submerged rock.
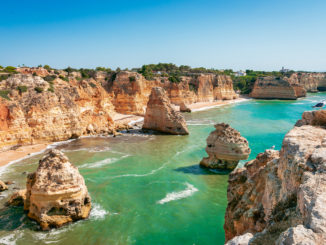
[142,87,189,135]
[24,149,91,230]
[0,180,8,192]
[200,123,250,170]
[224,111,326,244]
[6,189,26,206]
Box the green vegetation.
[44,75,56,82]
[0,65,3,69]
[34,87,43,93]
[89,82,97,88]
[59,75,69,82]
[43,65,51,71]
[139,65,154,80]
[189,83,197,92]
[3,66,17,73]
[96,67,112,73]
[0,74,9,81]
[0,90,10,100]
[168,75,181,83]
[17,86,28,94]
[129,76,136,82]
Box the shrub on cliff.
[0,74,9,81]
[17,86,28,94]
[0,90,10,100]
[139,65,154,80]
[59,75,69,82]
[44,75,56,82]
[129,76,136,82]
[168,75,181,83]
[34,87,43,93]
[43,65,51,71]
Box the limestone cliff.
[108,71,238,115]
[224,110,326,244]
[294,72,326,92]
[0,74,115,151]
[200,123,250,170]
[24,149,91,230]
[142,87,189,135]
[250,76,306,100]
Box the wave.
[157,182,198,204]
[79,155,129,169]
[62,146,111,153]
[0,231,23,245]
[90,203,109,220]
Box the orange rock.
[143,87,189,135]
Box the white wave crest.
[79,155,129,169]
[90,203,109,220]
[157,182,198,204]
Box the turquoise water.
[0,93,325,245]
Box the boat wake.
[157,182,198,204]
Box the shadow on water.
[0,205,38,231]
[174,164,231,175]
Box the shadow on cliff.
[174,164,231,175]
[0,206,38,231]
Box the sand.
[0,143,48,167]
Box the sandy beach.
[0,143,49,168]
[187,96,250,112]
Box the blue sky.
[1,0,325,71]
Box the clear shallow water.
[0,93,326,245]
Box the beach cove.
[0,92,325,245]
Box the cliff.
[224,110,326,244]
[250,76,306,100]
[293,72,326,92]
[142,87,189,135]
[108,71,238,115]
[0,73,116,151]
[200,123,250,170]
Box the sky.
[0,0,325,71]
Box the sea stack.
[224,111,326,244]
[142,87,189,135]
[200,123,250,170]
[24,149,91,230]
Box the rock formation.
[142,87,189,135]
[180,102,191,112]
[294,72,326,92]
[6,189,26,206]
[250,76,306,99]
[24,149,91,230]
[224,111,326,244]
[0,74,116,151]
[108,71,238,115]
[200,123,250,170]
[0,180,8,192]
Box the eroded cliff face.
[250,76,306,100]
[108,71,238,115]
[224,110,326,244]
[0,74,115,151]
[294,72,326,92]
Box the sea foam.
[157,182,198,204]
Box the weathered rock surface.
[295,72,326,92]
[250,76,306,100]
[108,71,237,115]
[180,102,191,112]
[200,123,250,170]
[142,87,189,135]
[24,149,91,230]
[224,111,326,244]
[6,189,26,206]
[0,180,8,192]
[0,74,115,151]
[295,110,326,127]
